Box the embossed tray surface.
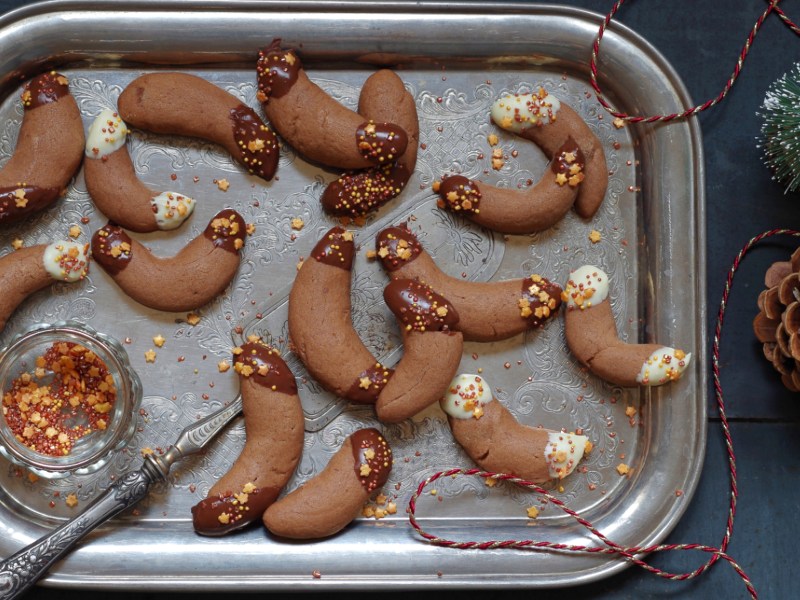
[0,0,705,591]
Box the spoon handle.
[0,394,244,600]
[0,462,158,600]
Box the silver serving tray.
[0,0,706,590]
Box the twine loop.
[590,0,800,122]
[408,469,754,597]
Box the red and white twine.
[406,1,800,595]
[591,0,800,123]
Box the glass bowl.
[0,321,142,479]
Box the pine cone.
[754,247,800,390]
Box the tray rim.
[0,0,708,590]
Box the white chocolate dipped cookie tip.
[563,264,609,310]
[440,373,494,420]
[491,88,562,133]
[85,108,128,158]
[636,347,692,386]
[545,431,588,479]
[151,191,196,230]
[43,241,89,282]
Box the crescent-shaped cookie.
[434,136,584,234]
[90,209,246,312]
[375,224,561,342]
[256,40,408,170]
[563,265,691,387]
[0,72,84,225]
[0,241,89,332]
[442,373,589,483]
[491,89,608,219]
[434,89,607,231]
[375,279,463,423]
[84,109,196,232]
[262,428,391,539]
[117,72,279,182]
[191,340,304,536]
[288,226,391,403]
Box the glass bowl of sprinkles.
[0,320,142,478]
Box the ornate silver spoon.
[0,394,243,600]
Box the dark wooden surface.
[3,0,799,598]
